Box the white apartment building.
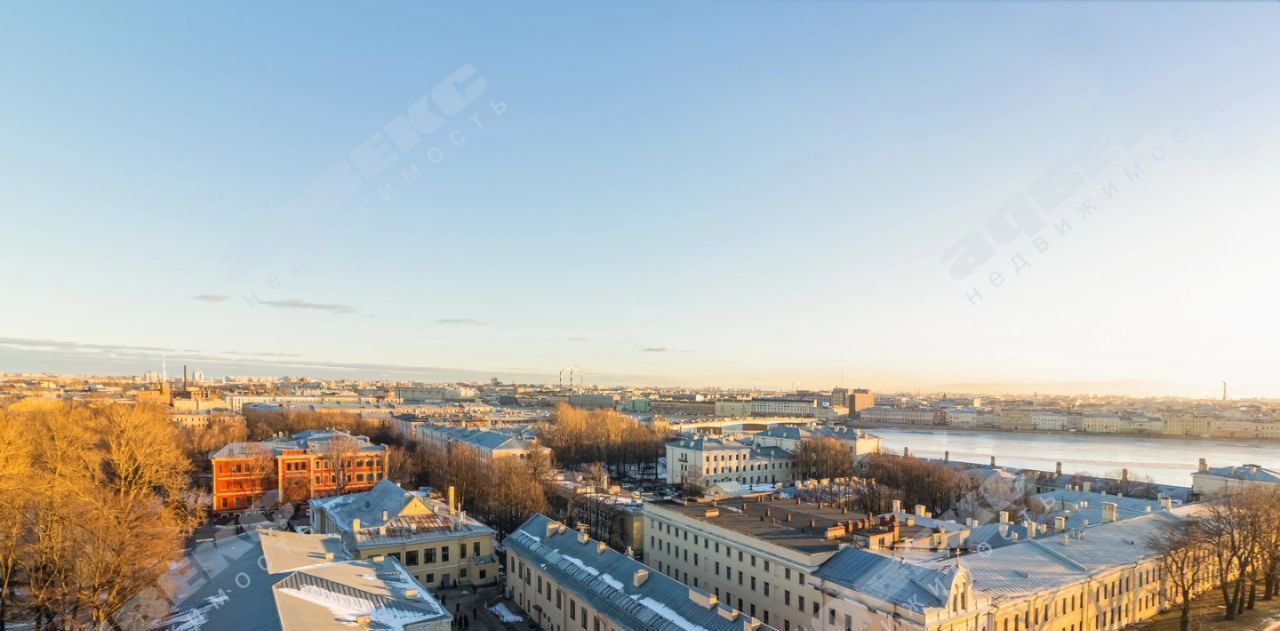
[859,406,939,426]
[666,435,795,486]
[752,398,820,417]
[1192,460,1280,496]
[751,426,881,461]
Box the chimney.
[891,499,902,514]
[944,450,950,462]
[182,365,188,392]
[634,568,650,587]
[1055,461,1063,476]
[403,588,419,599]
[1159,496,1173,511]
[1121,468,1129,482]
[352,518,361,531]
[381,510,389,522]
[903,447,910,458]
[1198,458,1208,473]
[597,541,608,554]
[577,530,590,544]
[324,551,335,560]
[1082,481,1092,493]
[1101,502,1118,523]
[990,456,997,467]
[998,511,1009,524]
[914,504,927,517]
[448,486,456,515]
[1054,516,1067,532]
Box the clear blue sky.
[2,2,1278,397]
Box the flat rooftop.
[649,496,883,555]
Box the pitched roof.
[144,530,450,631]
[1197,464,1280,483]
[211,429,385,459]
[505,514,776,631]
[927,508,1198,599]
[815,548,961,613]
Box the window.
[426,573,435,584]
[406,550,420,566]
[474,542,481,556]
[442,546,450,562]
[425,548,436,564]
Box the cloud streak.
[192,294,229,303]
[437,318,491,326]
[258,299,354,314]
[641,346,693,353]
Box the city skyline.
[3,3,1279,398]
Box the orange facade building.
[210,429,389,514]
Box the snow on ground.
[489,603,524,623]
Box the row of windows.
[389,541,484,566]
[511,556,602,631]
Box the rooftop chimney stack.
[1198,458,1208,473]
[448,486,457,515]
[1101,502,1118,523]
[1055,461,1063,476]
[990,456,997,467]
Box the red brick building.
[211,429,389,514]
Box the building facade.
[310,479,500,589]
[210,429,388,514]
[505,513,774,631]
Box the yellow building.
[310,480,499,589]
[505,514,774,631]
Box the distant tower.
[1222,381,1227,402]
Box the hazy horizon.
[3,3,1278,399]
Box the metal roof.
[505,514,776,631]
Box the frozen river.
[864,426,1279,487]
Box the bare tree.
[1146,519,1208,631]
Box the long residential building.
[210,429,388,514]
[309,479,500,589]
[645,495,1216,631]
[1191,460,1280,496]
[666,435,796,487]
[505,513,775,631]
[397,420,551,461]
[751,426,881,461]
